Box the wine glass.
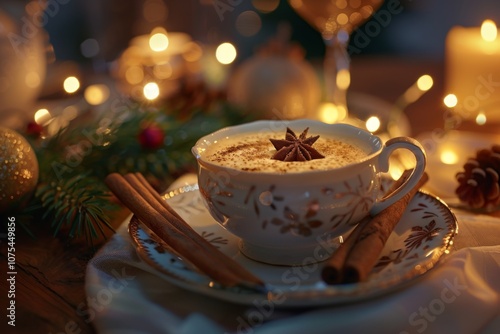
[288,0,384,122]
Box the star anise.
[270,127,325,161]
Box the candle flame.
[481,20,497,42]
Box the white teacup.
[192,119,426,265]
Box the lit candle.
[128,30,191,61]
[445,20,500,122]
[114,28,193,100]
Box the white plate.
[128,183,457,307]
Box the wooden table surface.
[0,56,493,333]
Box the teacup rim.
[192,119,383,175]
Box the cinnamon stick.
[127,173,263,285]
[342,171,429,283]
[105,173,264,288]
[321,216,370,284]
[321,169,427,285]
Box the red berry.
[138,124,164,149]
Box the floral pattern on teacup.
[200,174,375,237]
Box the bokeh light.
[476,112,487,125]
[81,38,100,58]
[63,76,80,93]
[443,94,458,108]
[143,82,160,100]
[365,116,381,132]
[153,62,173,79]
[125,66,144,85]
[34,108,51,125]
[235,11,262,37]
[62,105,78,121]
[25,72,41,88]
[318,102,347,124]
[183,42,203,62]
[252,0,279,13]
[481,20,497,42]
[84,84,110,105]
[215,42,237,65]
[336,69,351,90]
[417,74,433,91]
[149,32,169,52]
[440,150,459,165]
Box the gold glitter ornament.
[0,126,39,212]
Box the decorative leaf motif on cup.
[263,203,323,236]
[328,176,374,228]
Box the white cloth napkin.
[85,175,500,334]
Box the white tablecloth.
[85,174,500,334]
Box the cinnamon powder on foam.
[205,132,368,173]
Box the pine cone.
[455,145,500,211]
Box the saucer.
[128,183,457,307]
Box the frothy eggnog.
[204,129,370,173]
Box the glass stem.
[323,35,350,119]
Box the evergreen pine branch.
[21,99,252,245]
[35,174,116,244]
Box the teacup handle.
[370,137,427,216]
